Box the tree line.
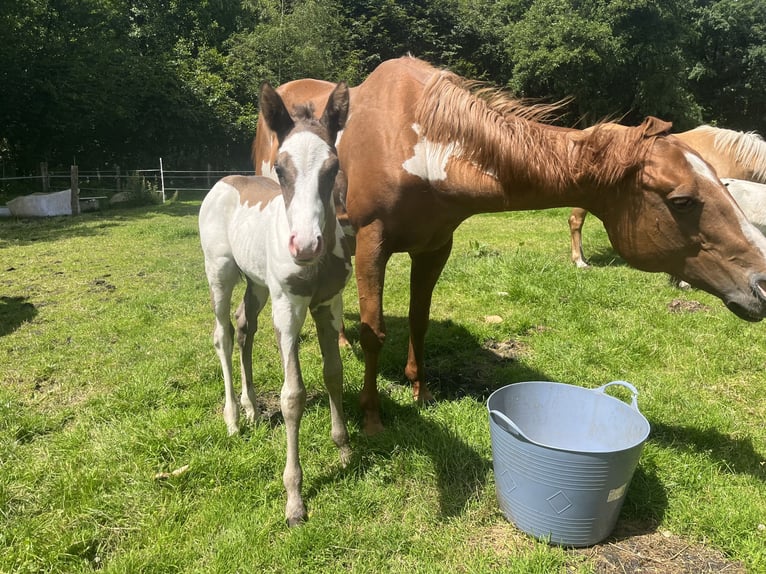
[1,0,764,173]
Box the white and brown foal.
[199,81,351,526]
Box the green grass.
[1,203,765,572]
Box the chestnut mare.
[570,125,766,268]
[201,82,352,525]
[253,57,766,435]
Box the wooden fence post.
[70,165,80,215]
[40,162,49,193]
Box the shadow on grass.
[0,295,37,336]
[581,246,627,268]
[650,421,766,482]
[329,314,674,529]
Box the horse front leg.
[235,280,269,424]
[273,294,309,526]
[311,296,351,466]
[569,207,589,268]
[354,223,391,435]
[405,237,453,403]
[205,261,240,436]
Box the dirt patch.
[575,521,746,573]
[667,299,710,314]
[471,520,746,573]
[483,338,528,362]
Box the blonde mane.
[414,70,661,191]
[703,125,766,182]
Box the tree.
[688,0,766,132]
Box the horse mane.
[414,69,660,191]
[698,125,766,182]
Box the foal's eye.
[274,165,285,182]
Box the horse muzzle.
[289,233,324,265]
[725,274,766,322]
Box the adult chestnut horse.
[569,125,766,268]
[254,56,766,435]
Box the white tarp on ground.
[7,189,72,217]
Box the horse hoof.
[363,418,385,436]
[286,513,307,527]
[339,445,352,467]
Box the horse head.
[259,81,349,265]
[589,117,766,321]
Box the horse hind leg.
[235,280,269,424]
[569,207,590,268]
[311,297,351,466]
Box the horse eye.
[274,165,285,182]
[668,195,697,211]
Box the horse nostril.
[754,277,766,302]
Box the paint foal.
[200,82,351,526]
[253,57,766,436]
[569,125,766,268]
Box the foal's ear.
[640,116,673,138]
[260,82,294,140]
[320,82,350,142]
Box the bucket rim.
[487,381,651,454]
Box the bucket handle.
[488,409,533,442]
[594,380,641,412]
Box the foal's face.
[275,130,339,263]
[601,136,766,321]
[259,81,348,265]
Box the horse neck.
[445,121,634,215]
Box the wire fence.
[0,161,255,202]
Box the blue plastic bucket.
[487,381,650,547]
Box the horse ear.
[640,116,673,138]
[260,82,294,139]
[320,82,350,142]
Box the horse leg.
[354,223,392,435]
[205,260,241,436]
[272,294,309,526]
[235,279,269,424]
[569,207,589,268]
[405,237,454,403]
[311,296,351,466]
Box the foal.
[199,81,351,526]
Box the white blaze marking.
[280,131,332,249]
[684,151,718,184]
[402,123,460,182]
[685,153,766,259]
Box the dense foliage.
[1,0,764,172]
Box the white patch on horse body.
[402,123,461,182]
[684,151,719,185]
[722,178,766,234]
[280,131,333,254]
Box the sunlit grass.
[0,203,764,572]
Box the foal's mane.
[414,70,660,190]
[700,125,766,182]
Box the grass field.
[1,201,764,572]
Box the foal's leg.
[311,296,351,466]
[272,293,309,526]
[405,237,453,404]
[205,260,240,435]
[235,279,269,424]
[569,207,589,268]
